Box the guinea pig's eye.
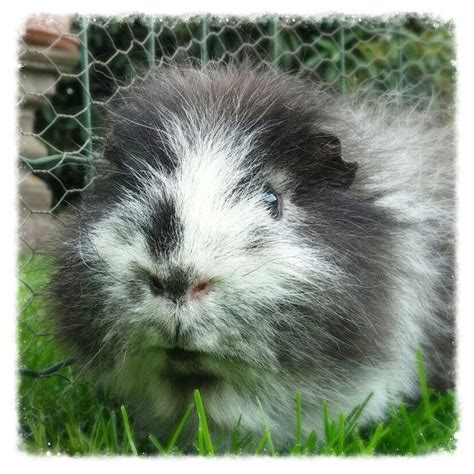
[262,188,282,220]
[149,275,165,297]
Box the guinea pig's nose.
[190,280,212,299]
[149,270,211,302]
[149,270,189,302]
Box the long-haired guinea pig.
[48,64,455,448]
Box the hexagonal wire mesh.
[17,14,455,450]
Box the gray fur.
[48,64,455,449]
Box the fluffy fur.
[48,64,455,448]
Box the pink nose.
[190,280,212,299]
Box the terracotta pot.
[23,14,80,51]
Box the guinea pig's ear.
[314,134,358,189]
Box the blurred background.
[17,13,456,454]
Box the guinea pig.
[48,64,455,449]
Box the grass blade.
[336,411,345,454]
[363,424,389,454]
[345,392,373,438]
[255,397,275,456]
[193,389,215,455]
[230,415,242,453]
[293,391,303,454]
[166,402,194,453]
[110,410,119,453]
[196,427,204,454]
[266,430,276,456]
[148,434,166,454]
[255,431,269,455]
[65,422,80,453]
[120,405,138,455]
[303,431,318,454]
[322,400,334,447]
[399,402,417,452]
[416,349,433,419]
[89,407,104,452]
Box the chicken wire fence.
[18,14,455,434]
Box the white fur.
[71,74,454,448]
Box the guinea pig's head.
[50,66,392,400]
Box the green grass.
[18,255,458,455]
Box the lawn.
[18,254,458,455]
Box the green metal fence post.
[397,32,405,106]
[147,17,156,68]
[270,16,280,67]
[79,16,93,161]
[200,16,209,65]
[339,26,347,93]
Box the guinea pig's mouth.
[165,347,201,363]
[161,347,220,388]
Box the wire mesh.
[17,13,455,451]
